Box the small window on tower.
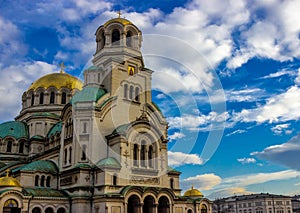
[128,65,135,75]
[50,92,55,104]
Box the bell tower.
[86,16,146,97]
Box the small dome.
[0,170,21,188]
[28,72,83,91]
[103,17,133,27]
[0,121,28,140]
[184,186,204,197]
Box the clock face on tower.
[128,65,135,75]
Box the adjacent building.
[0,16,212,213]
[212,193,292,213]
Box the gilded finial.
[59,62,66,73]
[117,10,122,18]
[5,169,10,177]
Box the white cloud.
[0,16,26,66]
[167,112,229,131]
[271,123,292,135]
[294,68,300,86]
[233,86,300,123]
[226,88,265,103]
[221,170,300,188]
[252,134,300,170]
[226,129,247,137]
[168,151,203,166]
[182,173,222,190]
[237,158,256,164]
[260,69,295,79]
[0,61,58,121]
[169,132,185,141]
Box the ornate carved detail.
[130,176,160,184]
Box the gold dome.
[0,170,21,188]
[184,186,204,197]
[28,72,83,91]
[103,18,133,27]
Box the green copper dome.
[16,160,58,174]
[71,85,107,104]
[0,121,28,140]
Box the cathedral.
[0,16,211,213]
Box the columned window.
[112,29,120,46]
[39,92,44,104]
[50,92,55,104]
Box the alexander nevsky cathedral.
[0,16,211,213]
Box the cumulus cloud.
[237,158,256,164]
[233,86,300,124]
[271,123,292,135]
[167,112,229,131]
[252,134,300,170]
[168,151,203,166]
[182,173,222,190]
[169,132,185,141]
[0,61,58,121]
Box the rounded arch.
[187,209,193,213]
[201,204,208,213]
[57,207,66,213]
[31,206,42,213]
[111,29,121,46]
[143,195,156,213]
[127,194,141,213]
[45,206,54,213]
[158,195,170,213]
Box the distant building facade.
[292,195,300,213]
[0,16,212,213]
[212,194,292,213]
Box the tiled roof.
[0,121,28,140]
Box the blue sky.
[1,0,300,199]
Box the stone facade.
[0,17,212,213]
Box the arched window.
[64,148,67,164]
[141,144,146,167]
[6,140,12,152]
[81,144,87,161]
[126,31,133,47]
[99,31,106,50]
[50,92,55,104]
[148,145,153,168]
[31,94,35,106]
[35,175,39,186]
[57,208,66,213]
[39,92,44,104]
[129,86,134,100]
[40,175,45,187]
[46,176,51,187]
[133,144,138,166]
[69,147,72,163]
[19,141,24,153]
[170,178,174,189]
[45,207,54,213]
[201,204,208,213]
[135,87,140,102]
[124,84,128,99]
[32,207,42,213]
[112,29,120,46]
[61,92,66,104]
[113,174,117,186]
[4,199,18,207]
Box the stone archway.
[3,199,21,213]
[127,194,141,213]
[158,196,170,213]
[143,195,156,213]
